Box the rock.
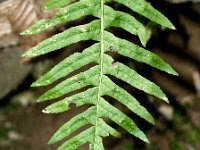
[0,0,54,52]
[193,71,200,96]
[158,105,174,120]
[0,16,19,48]
[12,91,36,107]
[179,14,200,63]
[0,47,32,99]
[4,122,12,128]
[8,131,22,141]
[188,96,200,127]
[0,34,19,48]
[0,16,11,37]
[0,140,11,147]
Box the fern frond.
[21,0,178,149]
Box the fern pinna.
[21,0,178,149]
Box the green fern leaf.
[21,0,178,149]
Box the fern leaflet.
[21,0,178,149]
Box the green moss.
[184,129,200,144]
[172,136,183,150]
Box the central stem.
[93,0,104,147]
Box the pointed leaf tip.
[42,108,50,114]
[21,51,34,58]
[37,97,46,103]
[42,5,48,10]
[21,53,26,58]
[44,101,70,114]
[163,96,169,103]
[168,68,179,76]
[36,94,50,103]
[20,32,25,36]
[48,138,54,145]
[37,96,49,102]
[21,52,30,57]
[171,24,176,30]
[145,137,150,143]
[173,71,179,76]
[20,29,34,35]
[31,82,41,87]
[166,21,176,30]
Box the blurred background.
[0,0,200,149]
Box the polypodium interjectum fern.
[21,0,178,149]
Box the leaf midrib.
[94,0,105,148]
